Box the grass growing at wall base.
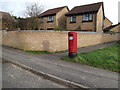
[25,50,67,54]
[25,50,50,54]
[62,43,119,72]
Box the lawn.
[62,43,119,72]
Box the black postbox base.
[69,52,77,58]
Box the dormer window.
[70,16,76,23]
[48,16,54,22]
[82,14,92,21]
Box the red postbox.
[68,32,77,58]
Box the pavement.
[2,60,66,88]
[1,41,119,88]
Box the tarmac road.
[2,60,66,88]
[1,41,119,88]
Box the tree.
[23,3,44,30]
[24,3,44,17]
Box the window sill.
[82,20,93,22]
[70,22,76,23]
[47,21,54,23]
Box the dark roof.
[66,2,103,16]
[0,11,15,22]
[39,6,68,17]
[103,23,119,32]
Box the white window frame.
[70,16,76,22]
[82,14,92,21]
[48,16,54,22]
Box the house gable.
[56,7,69,28]
[104,17,113,28]
[38,6,69,30]
[96,4,104,32]
[66,2,104,31]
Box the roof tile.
[39,6,68,17]
[66,2,103,16]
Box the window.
[82,14,92,21]
[48,16,54,22]
[70,16,76,23]
[40,18,43,23]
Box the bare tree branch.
[24,3,44,17]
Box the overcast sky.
[0,0,119,24]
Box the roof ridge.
[39,6,68,17]
[0,11,10,14]
[45,6,67,12]
[66,2,103,16]
[74,2,103,8]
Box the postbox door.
[68,32,77,53]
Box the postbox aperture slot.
[69,34,73,36]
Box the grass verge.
[62,43,119,72]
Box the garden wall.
[1,30,119,52]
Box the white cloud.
[0,0,119,24]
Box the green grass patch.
[25,50,50,54]
[62,43,119,72]
[25,50,67,54]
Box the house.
[103,23,120,33]
[38,6,69,30]
[104,17,113,29]
[0,11,15,30]
[65,2,110,32]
